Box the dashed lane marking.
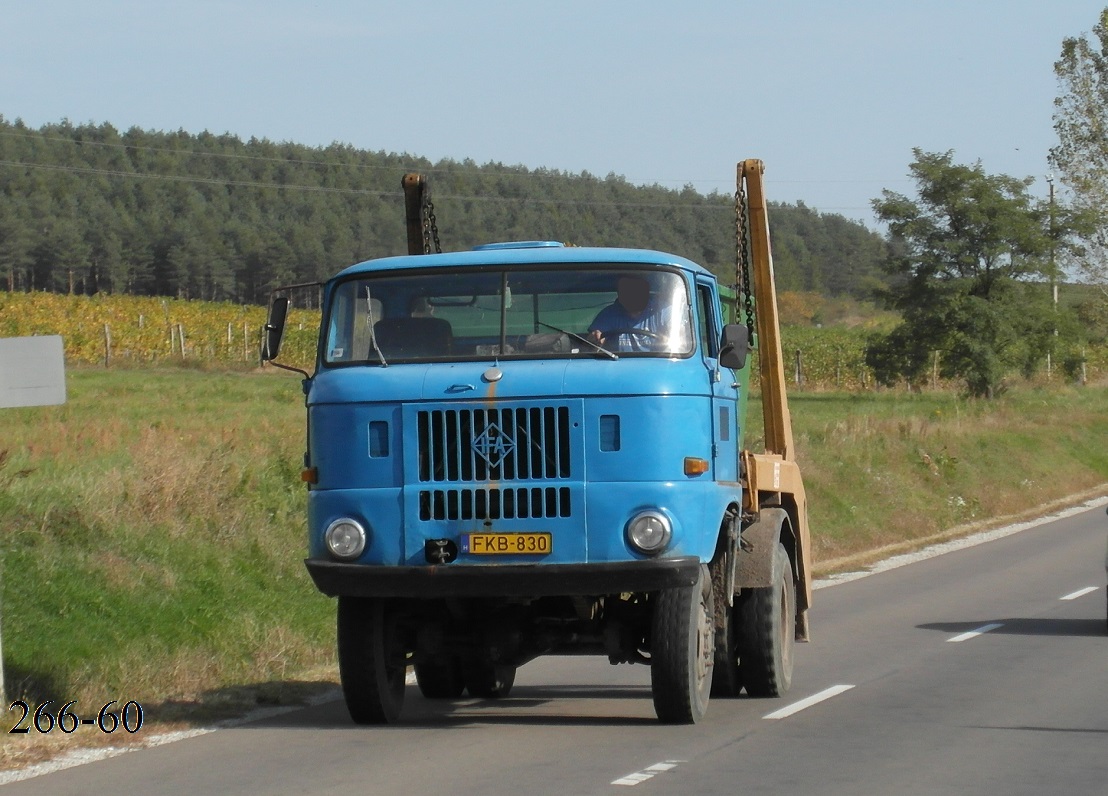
[612,760,682,787]
[762,684,855,720]
[946,622,1003,642]
[1061,586,1099,601]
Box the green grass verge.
[0,368,335,732]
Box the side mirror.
[261,296,290,361]
[718,324,750,370]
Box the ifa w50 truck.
[263,159,812,724]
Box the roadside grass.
[0,367,334,768]
[749,383,1108,568]
[1,367,1107,768]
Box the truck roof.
[333,241,716,280]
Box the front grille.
[415,404,575,523]
[419,486,572,521]
[417,406,572,483]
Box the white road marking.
[1060,586,1099,601]
[946,622,1003,642]
[762,684,855,720]
[611,760,682,786]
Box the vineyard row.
[1,291,1103,389]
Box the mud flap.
[736,508,790,589]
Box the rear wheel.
[651,564,715,724]
[337,596,408,724]
[737,543,795,697]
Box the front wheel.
[651,564,715,724]
[737,543,796,697]
[337,596,408,724]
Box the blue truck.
[263,160,812,724]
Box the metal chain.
[428,200,442,254]
[421,201,432,254]
[422,198,443,254]
[735,182,755,332]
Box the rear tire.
[737,543,795,697]
[651,564,715,724]
[337,596,407,724]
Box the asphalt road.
[4,501,1106,795]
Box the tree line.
[0,117,888,305]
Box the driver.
[588,274,670,353]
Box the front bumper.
[304,556,701,599]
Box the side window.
[696,284,719,358]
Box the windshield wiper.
[365,284,388,366]
[537,321,617,360]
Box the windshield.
[323,266,693,365]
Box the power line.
[0,158,743,210]
[0,127,884,211]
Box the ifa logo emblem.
[472,422,515,468]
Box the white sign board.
[0,335,67,408]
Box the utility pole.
[1046,174,1057,379]
[1047,174,1058,316]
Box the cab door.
[696,278,739,482]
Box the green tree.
[1051,7,1108,302]
[866,149,1060,397]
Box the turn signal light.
[301,467,318,484]
[683,457,709,476]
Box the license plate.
[462,532,552,556]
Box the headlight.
[324,518,367,560]
[626,510,672,555]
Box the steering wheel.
[605,327,661,339]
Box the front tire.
[337,596,408,724]
[737,543,796,697]
[651,564,715,724]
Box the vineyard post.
[243,322,249,361]
[178,324,186,359]
[103,324,111,367]
[794,348,803,387]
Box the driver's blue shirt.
[588,299,669,352]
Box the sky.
[3,1,1105,229]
